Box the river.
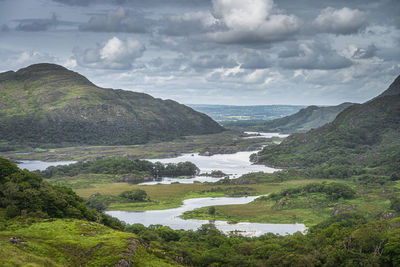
[16,132,305,236]
[106,196,306,237]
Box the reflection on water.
[106,196,306,237]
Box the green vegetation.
[257,77,400,178]
[225,102,354,133]
[182,171,398,226]
[85,190,151,212]
[0,63,223,148]
[122,217,400,266]
[39,157,200,181]
[0,157,123,230]
[1,130,270,161]
[0,218,174,266]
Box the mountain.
[242,102,354,133]
[188,104,305,121]
[257,75,400,176]
[376,75,400,98]
[0,63,223,147]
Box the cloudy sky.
[0,0,399,105]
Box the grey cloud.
[73,36,145,69]
[1,24,10,32]
[53,0,211,7]
[312,7,366,34]
[190,54,237,69]
[80,8,152,33]
[158,12,221,36]
[352,44,378,59]
[16,14,58,31]
[279,41,352,70]
[238,50,271,69]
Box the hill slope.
[0,63,223,147]
[230,102,354,133]
[257,75,400,176]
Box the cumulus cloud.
[16,14,58,31]
[208,0,300,43]
[313,7,366,34]
[279,41,353,70]
[73,37,145,69]
[80,8,151,33]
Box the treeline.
[124,214,400,266]
[86,189,149,212]
[0,157,123,230]
[268,182,356,201]
[38,157,200,178]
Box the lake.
[17,160,77,171]
[140,151,278,185]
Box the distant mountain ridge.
[257,74,400,175]
[249,102,354,133]
[188,104,305,121]
[0,63,224,147]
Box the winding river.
[106,196,306,237]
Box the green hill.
[225,102,354,133]
[251,102,354,133]
[257,75,400,176]
[0,63,223,148]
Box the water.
[243,132,290,139]
[140,151,278,185]
[106,196,306,237]
[17,160,77,171]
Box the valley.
[1,65,399,266]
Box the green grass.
[74,179,330,211]
[0,218,176,266]
[180,180,397,226]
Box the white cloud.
[73,37,145,69]
[313,7,366,34]
[208,0,300,43]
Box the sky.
[0,0,399,105]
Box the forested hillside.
[0,63,224,148]
[257,75,400,177]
